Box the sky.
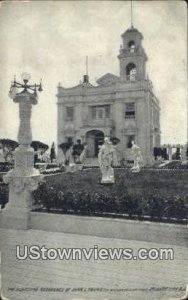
[0,0,187,147]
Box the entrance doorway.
[86,130,104,157]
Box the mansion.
[57,26,161,164]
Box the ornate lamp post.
[1,73,44,229]
[9,73,42,154]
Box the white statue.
[112,144,120,167]
[66,145,77,172]
[131,141,143,173]
[56,146,66,169]
[98,137,115,184]
[79,143,88,164]
[65,145,74,164]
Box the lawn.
[46,168,188,197]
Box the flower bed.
[35,162,66,174]
[41,167,63,175]
[32,169,188,223]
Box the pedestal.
[131,159,141,173]
[101,166,115,184]
[66,163,77,172]
[168,147,172,162]
[144,154,153,167]
[0,146,43,230]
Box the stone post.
[168,146,172,162]
[181,144,187,165]
[0,91,43,230]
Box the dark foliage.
[0,183,9,208]
[0,139,18,150]
[31,141,49,151]
[32,169,188,223]
[0,162,13,173]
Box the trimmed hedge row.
[1,167,188,223]
[32,181,188,223]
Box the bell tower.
[118,27,148,81]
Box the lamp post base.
[0,207,30,230]
[1,171,43,230]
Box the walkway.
[0,228,187,300]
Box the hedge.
[32,168,188,223]
[0,183,9,209]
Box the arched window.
[128,40,135,53]
[126,63,136,81]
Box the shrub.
[164,195,188,220]
[0,183,9,208]
[33,182,59,212]
[32,179,188,223]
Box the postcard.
[0,1,187,299]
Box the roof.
[58,81,95,91]
[96,73,120,86]
[121,27,143,39]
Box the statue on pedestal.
[65,145,77,172]
[131,141,143,173]
[98,137,115,184]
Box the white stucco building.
[57,26,161,165]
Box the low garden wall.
[30,212,188,246]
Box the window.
[125,102,135,119]
[66,107,74,121]
[128,40,136,53]
[91,105,111,119]
[98,108,104,119]
[127,135,135,148]
[126,63,136,81]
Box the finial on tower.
[86,55,88,76]
[131,0,134,28]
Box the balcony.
[82,117,114,128]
